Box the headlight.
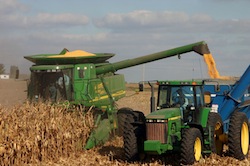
[146,119,168,123]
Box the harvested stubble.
[0,102,94,165]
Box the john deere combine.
[24,41,210,149]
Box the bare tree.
[0,64,5,74]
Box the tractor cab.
[139,80,209,123]
[157,81,205,122]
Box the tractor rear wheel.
[117,107,134,136]
[123,113,146,161]
[207,112,224,155]
[181,128,203,165]
[228,112,249,160]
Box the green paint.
[198,107,211,127]
[144,140,171,155]
[85,119,111,149]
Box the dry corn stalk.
[0,101,94,165]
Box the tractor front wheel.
[181,128,203,165]
[228,112,249,160]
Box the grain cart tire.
[228,112,249,160]
[117,107,134,136]
[181,128,203,165]
[123,113,146,161]
[207,112,224,155]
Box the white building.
[0,74,10,79]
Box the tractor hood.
[146,108,181,120]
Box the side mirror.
[139,83,144,92]
[215,84,220,92]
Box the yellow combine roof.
[49,50,95,58]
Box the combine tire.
[132,110,146,158]
[133,110,146,123]
[123,112,146,161]
[124,113,138,161]
[117,107,134,136]
[228,112,249,160]
[181,128,203,165]
[207,112,224,155]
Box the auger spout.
[96,41,209,75]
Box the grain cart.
[24,41,210,150]
[125,65,250,165]
[204,65,250,160]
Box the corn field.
[0,80,250,165]
[0,102,94,165]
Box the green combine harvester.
[24,41,210,150]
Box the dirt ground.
[0,79,27,107]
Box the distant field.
[0,79,27,107]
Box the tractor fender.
[199,107,211,128]
[185,122,205,138]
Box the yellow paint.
[168,116,181,121]
[241,122,249,155]
[49,50,95,58]
[204,91,211,104]
[95,83,106,95]
[90,90,126,102]
[203,54,233,80]
[194,137,202,161]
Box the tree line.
[0,64,20,79]
[0,64,5,74]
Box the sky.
[0,0,250,82]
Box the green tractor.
[123,80,223,165]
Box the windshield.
[28,69,72,102]
[157,85,204,109]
